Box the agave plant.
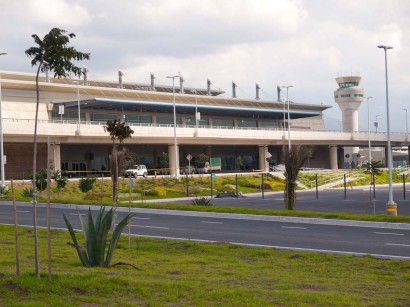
[191,197,212,206]
[63,206,133,267]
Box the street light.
[364,96,373,163]
[167,75,181,179]
[402,108,408,139]
[375,115,380,132]
[378,44,397,215]
[73,81,81,135]
[282,85,293,150]
[0,52,7,189]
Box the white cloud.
[1,0,409,132]
[27,0,90,27]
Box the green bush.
[63,206,134,267]
[0,185,9,196]
[21,187,34,198]
[51,170,68,189]
[79,177,97,193]
[191,197,212,206]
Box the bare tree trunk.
[33,64,42,278]
[46,136,51,278]
[12,179,20,276]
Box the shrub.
[31,168,47,192]
[79,177,97,193]
[21,187,34,198]
[191,197,212,206]
[51,170,68,189]
[63,206,134,267]
[0,185,9,196]
[154,187,167,197]
[145,189,159,196]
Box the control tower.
[334,76,364,161]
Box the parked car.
[269,164,285,172]
[124,165,148,177]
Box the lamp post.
[403,108,408,139]
[378,44,397,215]
[0,52,7,189]
[364,96,373,163]
[167,75,180,179]
[73,81,81,135]
[282,85,293,150]
[375,115,380,132]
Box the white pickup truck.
[124,165,148,178]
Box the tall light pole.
[0,52,7,189]
[167,75,180,179]
[364,96,373,163]
[402,108,408,139]
[282,85,293,150]
[74,81,81,135]
[375,115,380,132]
[378,44,397,215]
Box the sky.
[0,0,409,133]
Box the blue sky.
[1,0,409,132]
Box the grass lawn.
[1,225,410,306]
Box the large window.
[126,115,152,124]
[185,117,208,126]
[92,113,116,121]
[213,118,233,127]
[52,111,85,119]
[259,120,280,128]
[238,120,257,128]
[157,116,182,125]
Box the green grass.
[128,203,410,223]
[1,225,410,306]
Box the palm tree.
[104,120,134,203]
[25,27,90,278]
[283,145,313,210]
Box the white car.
[124,165,148,178]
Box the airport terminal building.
[0,71,408,179]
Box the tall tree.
[104,120,134,203]
[25,27,90,278]
[283,145,313,210]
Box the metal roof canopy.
[61,98,321,120]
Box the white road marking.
[16,210,30,213]
[69,213,86,216]
[282,226,307,230]
[129,225,169,230]
[132,217,150,220]
[201,221,223,224]
[374,232,404,236]
[386,243,410,247]
[1,223,409,261]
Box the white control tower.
[334,76,364,160]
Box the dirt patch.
[3,282,30,295]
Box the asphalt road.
[1,202,410,260]
[156,184,410,215]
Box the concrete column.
[337,147,345,169]
[51,143,61,171]
[258,145,269,172]
[329,146,338,170]
[168,144,179,177]
[408,146,410,165]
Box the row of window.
[334,93,364,98]
[338,82,359,88]
[52,112,281,128]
